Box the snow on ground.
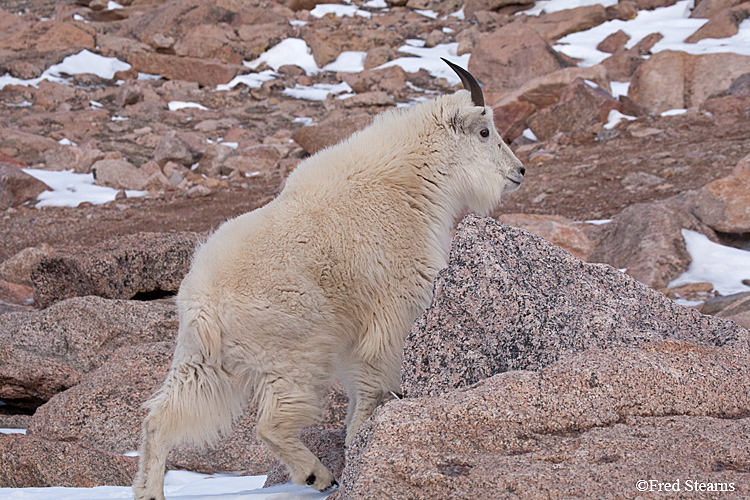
[523,0,617,15]
[552,0,750,67]
[376,41,469,86]
[310,3,373,18]
[216,70,277,91]
[243,38,320,75]
[21,169,147,207]
[669,230,750,297]
[0,50,131,90]
[284,82,354,101]
[0,470,333,500]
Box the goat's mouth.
[505,175,524,186]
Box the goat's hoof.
[322,478,340,493]
[303,468,338,492]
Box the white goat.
[133,60,524,499]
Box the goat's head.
[441,58,525,215]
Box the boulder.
[632,0,680,8]
[173,24,244,64]
[127,51,244,88]
[627,32,664,56]
[685,3,750,43]
[302,28,390,68]
[153,131,203,168]
[0,128,62,166]
[596,29,631,53]
[691,0,746,17]
[224,145,282,177]
[629,50,750,114]
[525,5,608,42]
[727,72,750,95]
[0,245,52,287]
[0,20,96,73]
[31,232,200,308]
[495,213,594,261]
[463,0,535,19]
[468,23,573,102]
[588,200,718,289]
[675,155,750,233]
[0,163,50,210]
[491,65,610,140]
[401,215,746,398]
[527,78,620,141]
[340,66,408,95]
[27,342,174,454]
[234,23,293,62]
[0,296,177,405]
[195,142,237,177]
[600,49,644,81]
[292,113,371,156]
[703,292,750,329]
[605,0,638,20]
[342,344,750,499]
[492,101,536,143]
[42,144,107,174]
[0,280,33,310]
[120,0,239,44]
[0,434,137,487]
[91,159,151,191]
[702,94,750,116]
[91,160,171,191]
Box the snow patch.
[669,230,750,296]
[22,169,147,207]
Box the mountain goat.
[133,59,524,499]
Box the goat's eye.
[480,127,490,138]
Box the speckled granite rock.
[0,433,138,487]
[27,341,174,453]
[31,231,200,308]
[402,215,748,398]
[342,343,750,499]
[0,296,177,405]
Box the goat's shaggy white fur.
[133,88,524,499]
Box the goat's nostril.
[519,166,526,176]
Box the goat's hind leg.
[255,377,338,492]
[133,400,174,500]
[133,362,243,500]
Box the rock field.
[1,0,749,496]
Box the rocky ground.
[1,0,750,496]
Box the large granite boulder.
[337,215,749,499]
[31,231,200,308]
[0,296,177,406]
[402,215,746,398]
[341,345,750,499]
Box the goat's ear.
[448,106,486,134]
[448,110,465,133]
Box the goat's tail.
[142,305,245,448]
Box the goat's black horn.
[441,57,485,108]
